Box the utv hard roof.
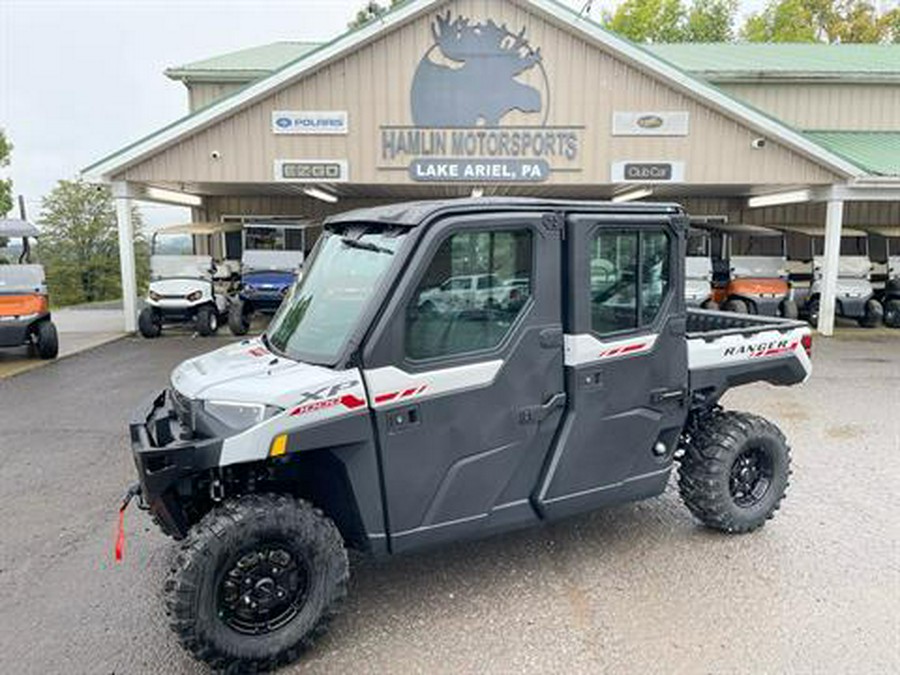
[324,198,684,228]
[702,222,785,237]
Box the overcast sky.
[0,0,766,226]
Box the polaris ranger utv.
[124,199,812,672]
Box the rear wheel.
[722,298,749,314]
[196,305,219,336]
[779,299,799,320]
[806,297,820,328]
[138,307,162,339]
[228,300,251,336]
[700,299,719,311]
[34,320,59,359]
[858,298,883,328]
[678,411,791,533]
[884,299,900,328]
[164,494,348,672]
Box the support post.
[819,199,843,337]
[112,182,138,333]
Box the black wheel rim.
[729,446,774,508]
[217,544,310,635]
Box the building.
[83,0,900,335]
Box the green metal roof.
[802,132,900,176]
[166,41,900,83]
[165,42,322,81]
[647,43,900,81]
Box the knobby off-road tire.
[164,494,349,672]
[138,307,162,339]
[678,411,791,534]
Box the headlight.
[204,400,281,430]
[186,290,203,302]
[149,290,161,302]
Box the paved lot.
[0,333,897,674]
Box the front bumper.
[129,389,223,537]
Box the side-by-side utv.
[870,229,900,328]
[786,226,882,328]
[0,218,58,359]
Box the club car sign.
[380,12,582,183]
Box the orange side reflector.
[269,434,288,458]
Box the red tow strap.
[115,507,126,563]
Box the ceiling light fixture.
[303,187,338,204]
[612,187,653,203]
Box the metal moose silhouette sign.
[379,11,582,183]
[411,12,546,127]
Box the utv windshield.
[266,226,406,364]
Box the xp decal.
[289,381,367,416]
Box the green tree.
[348,0,405,30]
[684,0,739,41]
[742,0,891,43]
[604,0,687,42]
[36,179,149,306]
[0,129,12,218]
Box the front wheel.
[857,298,883,328]
[884,299,900,328]
[228,301,251,336]
[722,298,749,314]
[34,320,59,359]
[195,305,219,337]
[678,411,791,533]
[165,494,348,672]
[806,297,820,328]
[138,307,162,339]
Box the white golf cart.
[139,222,241,338]
[786,226,882,328]
[684,227,716,309]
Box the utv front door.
[362,212,564,553]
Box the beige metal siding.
[116,0,841,186]
[720,83,900,131]
[188,83,248,111]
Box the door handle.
[519,392,567,424]
[650,388,687,405]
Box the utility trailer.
[122,199,812,672]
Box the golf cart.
[228,222,307,336]
[870,229,900,328]
[684,227,717,309]
[710,224,797,318]
[0,218,58,359]
[139,222,240,338]
[786,226,882,328]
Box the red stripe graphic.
[598,342,649,359]
[374,384,428,405]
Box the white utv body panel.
[170,338,367,466]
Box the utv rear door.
[362,212,564,553]
[535,213,689,519]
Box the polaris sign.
[272,111,349,135]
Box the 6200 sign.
[274,160,349,183]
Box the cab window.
[406,229,533,361]
[590,229,670,335]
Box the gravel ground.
[0,332,897,674]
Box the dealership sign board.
[274,160,349,182]
[379,12,582,183]
[611,161,685,183]
[272,111,349,135]
[612,112,690,137]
